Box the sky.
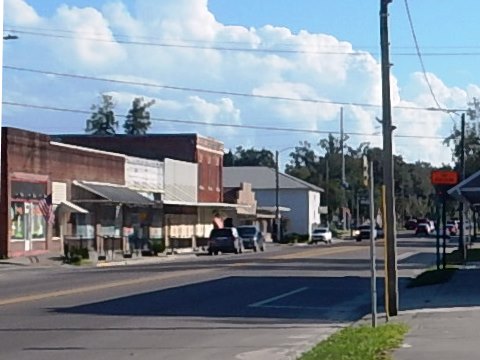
[3,0,480,167]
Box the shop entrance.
[11,201,47,252]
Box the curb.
[95,253,199,267]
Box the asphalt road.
[0,234,447,360]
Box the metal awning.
[448,169,480,204]
[57,200,89,214]
[73,181,154,206]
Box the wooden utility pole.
[459,113,466,261]
[275,150,281,242]
[380,0,398,316]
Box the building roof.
[223,166,324,192]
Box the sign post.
[431,170,459,269]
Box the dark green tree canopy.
[223,146,275,168]
[123,97,155,135]
[85,94,118,135]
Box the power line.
[8,27,480,57]
[4,65,465,114]
[2,100,450,140]
[8,24,480,52]
[403,0,456,124]
[4,28,368,56]
[4,24,355,49]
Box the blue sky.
[4,0,480,166]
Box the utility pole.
[325,154,330,226]
[340,107,347,230]
[459,113,466,261]
[380,0,398,317]
[275,150,281,243]
[367,157,377,327]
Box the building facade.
[223,166,323,238]
[53,133,224,202]
[1,127,125,257]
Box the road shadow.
[53,276,378,324]
[51,269,480,323]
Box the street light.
[275,146,295,243]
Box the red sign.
[431,170,458,185]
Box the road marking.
[268,245,360,260]
[249,287,309,307]
[0,268,213,307]
[397,251,415,261]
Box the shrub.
[282,233,309,243]
[64,245,89,264]
[151,239,165,255]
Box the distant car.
[237,225,265,252]
[208,228,242,255]
[405,219,417,230]
[376,226,384,239]
[355,225,378,242]
[415,223,433,237]
[417,218,435,232]
[446,222,458,236]
[311,227,333,244]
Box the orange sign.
[431,170,458,185]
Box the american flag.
[39,194,55,225]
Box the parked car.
[237,225,265,252]
[311,227,333,244]
[446,222,458,236]
[404,219,417,230]
[415,223,433,237]
[208,228,242,255]
[417,218,435,232]
[355,225,378,242]
[376,226,384,239]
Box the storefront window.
[31,203,46,239]
[11,202,26,240]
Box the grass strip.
[298,323,409,360]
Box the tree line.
[224,98,480,223]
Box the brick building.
[1,127,126,257]
[53,134,224,203]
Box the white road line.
[249,287,309,308]
[397,251,415,261]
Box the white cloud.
[4,0,41,25]
[49,5,127,67]
[3,0,475,166]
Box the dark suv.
[208,228,242,255]
[237,226,265,252]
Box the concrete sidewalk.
[0,251,201,269]
[394,266,480,360]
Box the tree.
[85,94,118,135]
[223,146,275,168]
[444,98,480,178]
[123,97,155,135]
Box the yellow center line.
[269,245,361,260]
[0,268,214,307]
[229,245,363,267]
